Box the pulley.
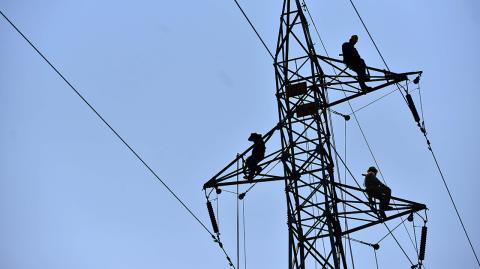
[413,75,421,84]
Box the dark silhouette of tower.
[203,1,426,268]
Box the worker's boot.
[359,81,372,92]
[379,210,387,219]
[380,203,393,211]
[244,167,254,181]
[255,166,262,176]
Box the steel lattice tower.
[204,1,426,268]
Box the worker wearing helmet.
[342,35,371,91]
[364,166,392,219]
[244,133,266,181]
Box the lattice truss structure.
[203,1,427,268]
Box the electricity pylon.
[203,1,426,268]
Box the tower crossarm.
[203,61,420,191]
[203,1,428,268]
[301,181,427,241]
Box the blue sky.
[1,0,479,268]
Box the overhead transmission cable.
[347,0,389,71]
[347,88,397,115]
[347,0,408,99]
[429,145,480,267]
[0,10,237,268]
[242,200,247,269]
[236,156,240,269]
[0,9,209,236]
[346,1,480,266]
[232,0,274,59]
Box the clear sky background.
[1,0,479,268]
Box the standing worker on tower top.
[342,35,372,91]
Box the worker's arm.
[365,173,383,187]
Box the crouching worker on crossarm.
[364,166,392,219]
[244,133,265,181]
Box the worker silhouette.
[342,35,371,91]
[244,133,265,181]
[363,166,392,219]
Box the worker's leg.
[366,187,382,200]
[358,59,369,80]
[379,186,392,210]
[254,161,262,175]
[245,157,261,180]
[244,156,253,179]
[366,187,387,219]
[351,63,371,91]
[366,188,384,217]
[384,186,391,205]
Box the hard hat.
[367,166,378,173]
[248,133,263,141]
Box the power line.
[347,0,408,102]
[0,10,239,267]
[347,88,398,115]
[0,9,211,236]
[347,0,389,69]
[231,0,274,59]
[1,9,242,268]
[428,142,480,266]
[236,157,240,269]
[242,200,248,269]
